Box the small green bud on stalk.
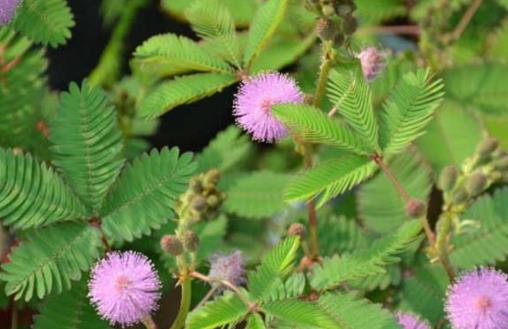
[203,169,221,190]
[465,172,487,197]
[160,235,183,256]
[406,199,427,218]
[191,195,208,212]
[451,187,468,204]
[322,4,336,17]
[476,138,499,159]
[438,165,458,192]
[207,195,220,207]
[288,223,306,239]
[316,17,337,41]
[182,231,200,252]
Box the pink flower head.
[233,72,304,143]
[446,268,508,329]
[396,312,431,329]
[208,250,245,290]
[88,251,161,327]
[0,0,20,25]
[357,47,385,82]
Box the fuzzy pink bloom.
[208,250,245,290]
[446,268,508,329]
[357,47,385,82]
[233,72,304,143]
[396,312,431,329]
[0,0,20,25]
[88,251,161,327]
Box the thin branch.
[449,0,483,42]
[142,315,158,329]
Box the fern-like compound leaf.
[417,102,484,173]
[272,104,369,155]
[0,222,103,301]
[310,220,421,291]
[100,147,196,242]
[243,0,289,68]
[196,125,252,173]
[33,276,112,329]
[248,237,300,302]
[186,292,248,329]
[285,154,377,207]
[263,299,341,329]
[50,81,124,213]
[450,187,508,269]
[246,314,266,329]
[358,151,432,234]
[223,171,290,219]
[133,33,233,77]
[327,69,380,152]
[378,69,444,156]
[186,0,241,68]
[0,149,86,229]
[12,0,74,47]
[318,292,400,329]
[139,73,237,119]
[0,28,48,155]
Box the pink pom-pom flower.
[357,47,385,82]
[396,312,431,329]
[233,72,304,143]
[88,251,161,327]
[0,0,20,25]
[208,250,245,290]
[446,268,508,329]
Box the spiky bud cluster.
[309,0,357,46]
[440,138,508,210]
[160,235,183,256]
[182,230,200,252]
[176,169,226,222]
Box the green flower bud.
[207,195,220,208]
[406,199,427,218]
[182,230,200,252]
[189,178,202,193]
[288,223,306,239]
[203,169,221,189]
[160,235,183,256]
[438,165,458,192]
[451,187,468,204]
[191,195,208,212]
[494,156,508,170]
[322,4,336,17]
[465,172,487,197]
[316,17,337,41]
[476,138,499,158]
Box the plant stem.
[89,0,147,87]
[169,275,192,329]
[449,0,483,42]
[190,271,254,308]
[372,154,435,245]
[313,41,334,109]
[10,299,17,329]
[142,315,158,329]
[435,213,457,281]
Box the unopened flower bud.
[207,195,220,207]
[438,165,458,192]
[494,156,508,170]
[406,199,427,218]
[191,195,207,211]
[358,47,385,82]
[465,172,487,197]
[335,3,355,17]
[182,231,200,252]
[451,187,468,204]
[476,138,499,158]
[316,17,337,41]
[189,178,202,193]
[160,235,183,256]
[288,223,306,239]
[204,169,221,189]
[322,4,336,17]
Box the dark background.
[47,0,237,153]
